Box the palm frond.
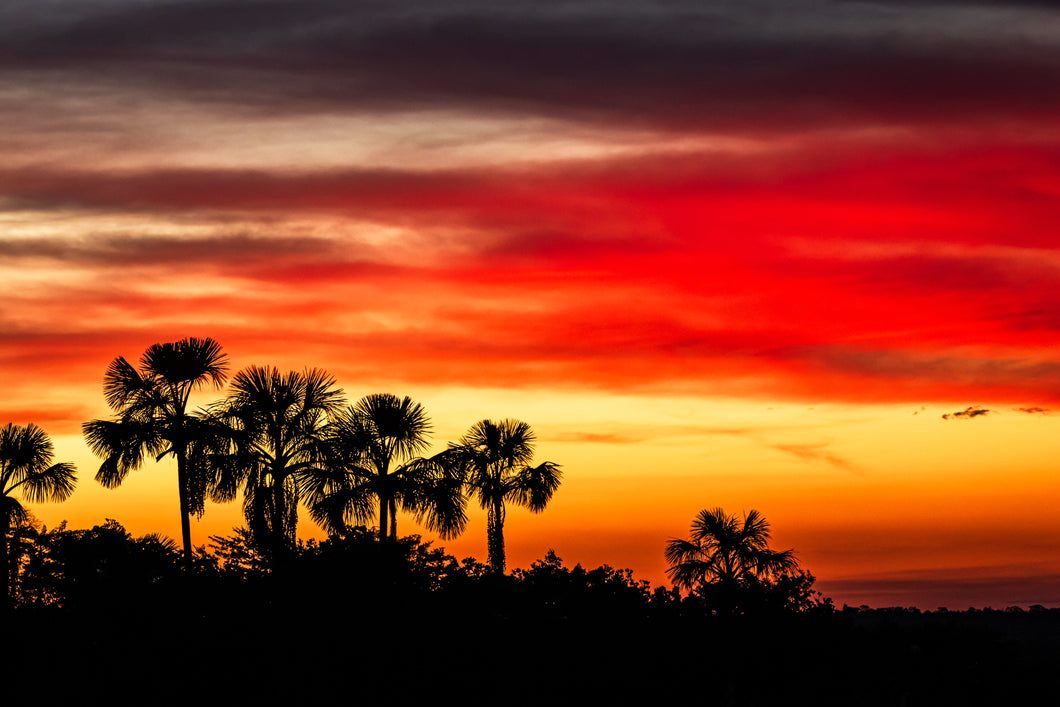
[754,548,798,578]
[103,356,152,411]
[459,419,536,468]
[691,507,737,546]
[301,367,346,416]
[298,458,367,501]
[509,461,562,512]
[0,422,54,481]
[144,336,229,390]
[83,417,162,487]
[0,424,77,511]
[353,393,432,461]
[739,508,772,547]
[397,457,468,539]
[666,556,711,590]
[308,484,376,536]
[20,462,77,503]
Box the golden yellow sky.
[26,387,1060,608]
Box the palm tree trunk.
[378,493,388,541]
[389,498,397,539]
[487,500,506,574]
[176,452,194,571]
[272,476,286,555]
[0,513,10,610]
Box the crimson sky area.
[1,0,1059,609]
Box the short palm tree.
[82,336,229,569]
[0,423,77,607]
[445,419,561,573]
[216,366,345,562]
[306,393,466,542]
[665,507,797,594]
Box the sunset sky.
[2,0,1059,609]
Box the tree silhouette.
[82,336,229,569]
[665,507,797,594]
[444,419,561,573]
[0,423,77,608]
[306,393,465,542]
[216,366,344,563]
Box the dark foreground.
[5,525,1059,705]
[9,593,1060,705]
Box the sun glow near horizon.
[26,387,1060,609]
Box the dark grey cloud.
[941,406,993,419]
[1,0,1058,133]
[0,233,343,267]
[843,1,1060,7]
[1014,406,1051,414]
[0,164,495,214]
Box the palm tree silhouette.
[0,423,77,607]
[665,507,797,593]
[444,419,561,573]
[216,366,344,562]
[306,393,465,542]
[82,337,229,569]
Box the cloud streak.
[942,406,994,420]
[3,1,1058,134]
[769,442,857,471]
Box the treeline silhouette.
[6,513,833,614]
[5,517,1060,705]
[5,336,1060,703]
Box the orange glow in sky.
[3,0,1060,609]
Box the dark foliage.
[4,522,1060,706]
[12,518,182,611]
[680,570,835,617]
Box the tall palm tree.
[82,336,229,569]
[306,393,465,542]
[0,423,77,608]
[216,366,345,563]
[445,419,561,574]
[665,507,797,594]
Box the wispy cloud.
[546,431,649,445]
[942,406,994,420]
[769,442,857,472]
[0,405,94,430]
